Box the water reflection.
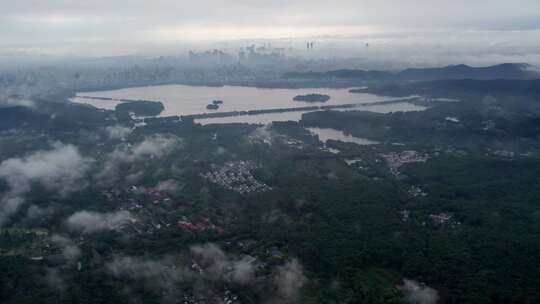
[307,127,378,145]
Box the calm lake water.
[72,84,426,124]
[307,128,379,145]
[72,84,407,116]
[196,111,307,125]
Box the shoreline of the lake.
[71,83,428,124]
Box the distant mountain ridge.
[356,79,540,100]
[282,69,392,81]
[396,63,538,81]
[283,63,540,82]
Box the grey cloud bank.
[1,0,540,60]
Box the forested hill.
[396,63,539,81]
[359,79,540,99]
[282,63,540,82]
[282,69,392,81]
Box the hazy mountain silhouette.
[283,63,540,82]
[397,63,539,81]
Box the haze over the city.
[2,0,540,66]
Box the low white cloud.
[0,197,24,222]
[525,64,540,73]
[248,125,274,145]
[156,179,180,193]
[96,135,181,183]
[108,255,188,281]
[26,204,56,219]
[190,243,257,285]
[125,171,144,183]
[106,243,307,303]
[230,256,258,285]
[111,134,181,162]
[105,125,132,140]
[131,135,180,158]
[107,255,191,303]
[214,146,227,155]
[399,279,440,304]
[50,234,82,263]
[0,143,93,226]
[273,259,307,302]
[0,143,92,195]
[66,210,135,234]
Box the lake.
[71,84,426,124]
[307,127,379,145]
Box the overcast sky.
[1,0,540,59]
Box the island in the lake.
[115,100,164,116]
[206,100,223,110]
[293,93,331,102]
